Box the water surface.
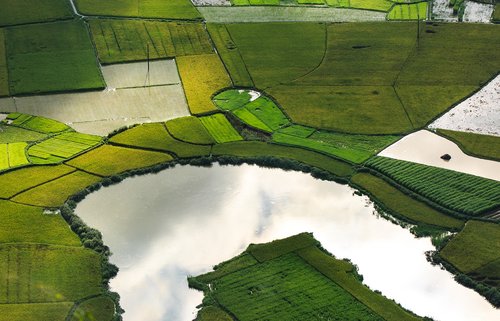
[76,165,499,321]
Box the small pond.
[76,164,499,321]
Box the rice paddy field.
[0,1,498,320]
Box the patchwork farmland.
[0,0,498,320]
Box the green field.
[0,165,75,199]
[494,4,500,22]
[0,124,47,143]
[0,244,101,303]
[109,123,212,158]
[192,233,423,321]
[365,157,500,216]
[0,200,81,246]
[436,129,500,161]
[0,0,73,27]
[75,0,201,19]
[351,173,464,229]
[0,302,73,321]
[177,54,232,115]
[199,114,244,143]
[5,21,105,95]
[387,2,427,20]
[66,144,174,177]
[215,22,500,134]
[0,142,29,170]
[70,295,115,321]
[12,170,101,207]
[0,30,8,96]
[166,117,215,145]
[7,113,70,134]
[27,132,102,165]
[88,19,213,64]
[212,141,354,177]
[440,221,500,275]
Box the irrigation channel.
[75,165,499,321]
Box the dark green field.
[0,0,73,27]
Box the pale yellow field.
[177,54,232,115]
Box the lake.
[76,164,499,321]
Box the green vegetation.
[66,144,174,177]
[5,20,105,95]
[28,132,102,165]
[206,24,254,87]
[12,170,101,207]
[0,244,101,303]
[88,19,213,64]
[0,165,74,199]
[0,0,73,27]
[75,0,201,20]
[199,114,244,143]
[217,22,500,134]
[7,113,70,134]
[0,142,29,170]
[494,4,500,23]
[196,306,233,321]
[0,302,73,321]
[348,0,393,11]
[212,141,354,177]
[365,157,500,216]
[166,117,215,145]
[70,296,115,321]
[0,200,81,246]
[387,2,427,20]
[108,123,211,158]
[436,129,500,161]
[440,221,500,274]
[191,233,423,321]
[177,54,232,115]
[351,173,464,229]
[214,89,291,132]
[0,124,47,143]
[0,30,8,96]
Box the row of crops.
[365,157,500,216]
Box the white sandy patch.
[379,130,500,181]
[191,0,231,5]
[0,59,190,136]
[463,1,494,23]
[429,74,500,136]
[102,60,181,89]
[248,90,261,102]
[432,0,458,22]
[0,114,7,121]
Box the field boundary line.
[162,122,215,147]
[107,141,179,159]
[392,86,415,128]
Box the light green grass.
[366,157,500,216]
[12,170,101,207]
[0,0,73,27]
[277,125,316,138]
[213,89,253,111]
[244,95,291,130]
[212,141,354,177]
[28,132,102,165]
[75,0,202,19]
[351,173,464,229]
[0,124,47,143]
[436,129,500,161]
[349,0,393,11]
[0,244,101,303]
[199,114,244,143]
[109,123,212,158]
[67,144,174,176]
[70,295,115,321]
[206,24,254,87]
[0,30,8,96]
[5,21,105,95]
[8,114,70,134]
[0,165,75,199]
[177,54,232,115]
[0,200,81,246]
[233,107,273,132]
[387,2,427,20]
[88,19,212,64]
[7,142,29,167]
[0,302,73,321]
[165,117,215,145]
[440,221,500,273]
[0,144,8,169]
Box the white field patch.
[191,0,231,5]
[432,0,458,22]
[102,60,181,89]
[198,6,387,23]
[429,74,500,136]
[0,60,190,136]
[379,130,500,181]
[463,1,494,23]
